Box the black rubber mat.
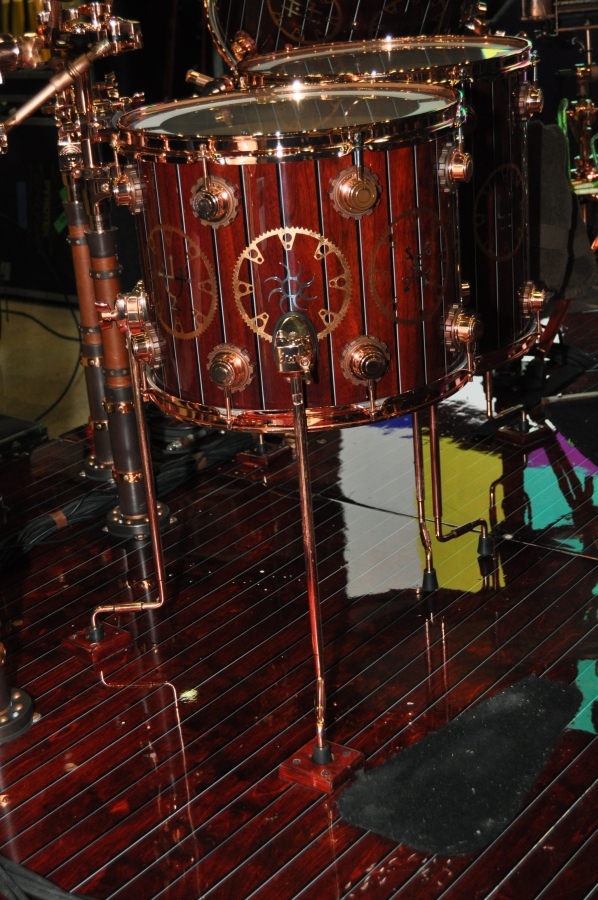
[337,677,581,856]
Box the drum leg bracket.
[280,740,365,794]
[62,622,133,664]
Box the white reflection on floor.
[339,416,423,598]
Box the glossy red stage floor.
[1,308,598,899]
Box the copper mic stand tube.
[290,375,331,764]
[412,409,437,592]
[89,346,167,641]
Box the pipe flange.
[329,165,381,219]
[207,343,254,392]
[190,175,239,229]
[340,335,390,385]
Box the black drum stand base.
[62,622,133,665]
[81,454,115,482]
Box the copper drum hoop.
[116,81,470,433]
[240,35,540,373]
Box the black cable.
[3,309,80,342]
[34,351,82,423]
[0,865,28,900]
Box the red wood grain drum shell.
[238,36,541,372]
[116,83,471,432]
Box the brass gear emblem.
[369,208,449,326]
[147,224,217,339]
[233,227,352,342]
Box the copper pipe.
[1,41,109,134]
[412,409,434,577]
[90,351,167,637]
[429,404,491,551]
[290,374,330,761]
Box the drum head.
[117,82,460,162]
[206,0,468,66]
[240,36,532,84]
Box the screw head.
[322,770,330,776]
[293,758,301,765]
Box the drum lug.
[112,165,145,214]
[462,0,489,34]
[130,325,165,369]
[340,335,390,417]
[518,82,544,119]
[519,280,546,337]
[438,142,473,191]
[190,156,239,229]
[208,343,255,427]
[272,313,318,382]
[230,30,257,62]
[444,304,484,376]
[329,165,381,219]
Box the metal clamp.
[112,469,144,483]
[518,82,544,118]
[90,266,123,280]
[113,165,145,214]
[444,304,484,375]
[438,142,473,191]
[103,399,135,415]
[272,313,318,382]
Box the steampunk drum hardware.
[238,35,546,377]
[115,81,480,787]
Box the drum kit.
[1,0,553,779]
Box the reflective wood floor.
[1,309,598,899]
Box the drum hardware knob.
[444,304,484,376]
[113,165,144,214]
[230,30,257,61]
[208,344,254,427]
[272,313,318,383]
[329,165,381,220]
[190,150,239,228]
[518,82,544,118]
[438,142,473,191]
[519,281,546,328]
[186,69,214,88]
[130,325,164,368]
[96,283,150,334]
[340,336,390,417]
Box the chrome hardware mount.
[438,141,474,191]
[272,313,318,382]
[444,304,484,375]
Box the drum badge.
[147,224,217,339]
[233,227,352,342]
[474,163,524,263]
[370,208,448,325]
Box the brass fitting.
[96,282,150,334]
[113,165,145,213]
[207,344,254,393]
[438,142,473,191]
[130,325,164,367]
[519,281,546,316]
[190,174,239,228]
[340,336,390,385]
[518,82,544,118]
[329,165,381,219]
[231,30,257,61]
[444,304,484,374]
